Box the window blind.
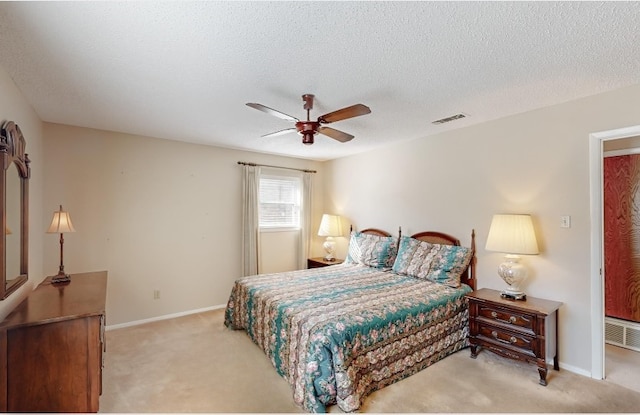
[259,176,301,228]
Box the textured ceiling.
[1,1,639,161]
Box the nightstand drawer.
[477,304,535,334]
[477,324,536,356]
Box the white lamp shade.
[485,214,539,255]
[47,206,76,234]
[317,214,342,237]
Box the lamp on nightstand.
[485,214,539,300]
[317,214,342,261]
[47,205,76,284]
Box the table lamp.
[47,205,76,284]
[317,214,342,261]
[485,213,539,300]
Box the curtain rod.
[237,161,317,174]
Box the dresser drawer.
[477,304,535,334]
[477,323,536,356]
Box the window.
[259,174,301,229]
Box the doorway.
[602,144,640,393]
[589,125,640,390]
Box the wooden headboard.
[411,230,476,290]
[359,228,392,237]
[350,226,476,290]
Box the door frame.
[589,124,640,379]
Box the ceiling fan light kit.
[296,120,320,145]
[246,94,371,145]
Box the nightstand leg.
[553,355,559,371]
[538,366,548,386]
[470,344,479,359]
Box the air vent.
[627,326,640,349]
[431,113,467,125]
[605,321,624,344]
[605,317,640,352]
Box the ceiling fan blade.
[261,128,297,138]
[318,126,354,143]
[318,104,371,124]
[246,103,299,122]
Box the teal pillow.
[426,244,472,288]
[392,236,435,276]
[392,235,472,288]
[344,232,397,269]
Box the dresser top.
[466,288,562,316]
[0,271,107,330]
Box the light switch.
[560,215,571,228]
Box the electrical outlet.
[153,289,160,300]
[560,215,571,228]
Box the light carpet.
[99,309,640,413]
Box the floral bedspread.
[224,263,472,412]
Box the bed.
[224,228,476,412]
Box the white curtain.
[241,165,260,276]
[298,172,313,270]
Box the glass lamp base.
[498,254,528,301]
[323,237,336,261]
[501,291,526,300]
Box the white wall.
[260,230,299,274]
[42,123,324,325]
[324,83,640,376]
[0,64,45,320]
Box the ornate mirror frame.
[0,121,30,299]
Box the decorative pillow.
[344,231,398,269]
[392,235,472,288]
[392,236,436,276]
[426,243,473,288]
[344,232,360,265]
[344,232,361,264]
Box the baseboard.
[106,304,226,331]
[558,361,591,377]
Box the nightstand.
[466,288,562,386]
[307,257,344,268]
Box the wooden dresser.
[0,271,107,412]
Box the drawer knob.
[490,311,517,324]
[491,330,517,345]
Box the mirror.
[0,121,30,299]
[6,164,20,284]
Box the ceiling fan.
[246,94,371,145]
